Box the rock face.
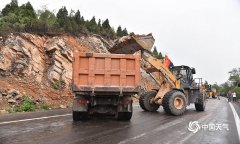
[0,33,113,88]
[0,33,160,111]
[0,33,46,83]
[45,38,73,86]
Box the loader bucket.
[109,33,155,54]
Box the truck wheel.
[162,90,186,116]
[195,93,206,111]
[72,111,88,121]
[116,112,132,121]
[139,91,159,112]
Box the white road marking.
[0,114,71,125]
[118,119,183,144]
[229,102,240,143]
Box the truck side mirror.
[191,68,196,74]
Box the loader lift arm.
[109,33,205,116]
[109,33,181,104]
[140,51,181,104]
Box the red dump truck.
[72,52,141,121]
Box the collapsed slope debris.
[0,33,159,113]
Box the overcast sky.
[1,0,240,84]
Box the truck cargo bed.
[72,53,141,95]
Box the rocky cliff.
[0,33,158,113]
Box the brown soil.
[0,77,73,108]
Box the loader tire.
[195,93,206,111]
[116,112,132,121]
[72,111,88,121]
[139,91,159,112]
[162,90,186,116]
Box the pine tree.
[122,28,128,36]
[116,25,122,37]
[2,0,18,16]
[97,19,101,27]
[89,16,97,26]
[158,52,163,59]
[74,10,81,25]
[86,16,98,32]
[0,1,128,38]
[153,46,158,57]
[56,6,68,27]
[152,46,163,59]
[102,19,111,30]
[21,2,36,19]
[57,6,68,18]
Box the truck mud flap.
[72,98,89,112]
[117,96,133,112]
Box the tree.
[89,16,97,26]
[220,82,232,95]
[152,46,163,59]
[228,68,240,86]
[74,10,81,25]
[157,52,164,59]
[1,0,18,16]
[25,2,36,18]
[69,9,75,17]
[232,87,240,99]
[102,19,111,30]
[0,1,127,38]
[122,28,128,36]
[38,9,57,32]
[85,16,98,33]
[97,19,101,27]
[153,46,158,57]
[56,6,68,27]
[17,2,36,19]
[116,26,122,37]
[116,26,128,37]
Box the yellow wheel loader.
[205,84,217,99]
[109,33,206,115]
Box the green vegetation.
[6,107,15,113]
[40,104,50,110]
[213,68,240,99]
[52,80,65,90]
[116,26,128,37]
[0,0,128,39]
[16,96,35,112]
[152,46,164,59]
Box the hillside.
[0,33,159,113]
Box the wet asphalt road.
[0,98,239,144]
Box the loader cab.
[205,84,212,92]
[170,66,196,89]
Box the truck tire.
[162,90,186,116]
[139,93,147,111]
[195,93,206,111]
[139,91,159,112]
[116,112,132,121]
[72,111,88,121]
